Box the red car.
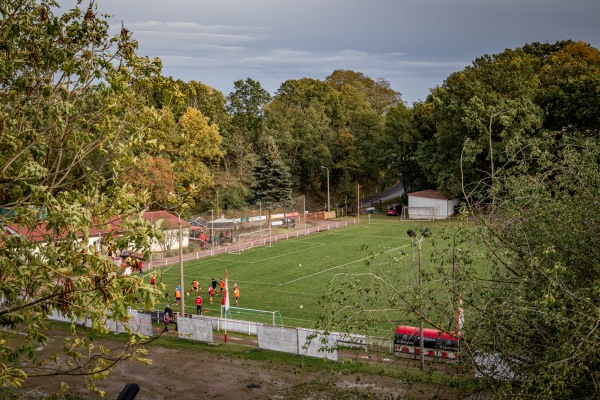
[386,204,402,216]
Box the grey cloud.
[95,0,600,103]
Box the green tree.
[326,71,395,189]
[171,107,223,191]
[248,136,293,213]
[418,48,543,197]
[326,69,402,115]
[375,102,426,193]
[226,78,270,181]
[460,133,600,398]
[0,0,164,394]
[533,41,600,133]
[266,78,339,195]
[183,80,230,138]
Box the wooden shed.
[405,190,460,220]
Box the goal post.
[221,306,283,327]
[235,228,272,254]
[401,206,436,221]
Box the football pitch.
[149,216,462,337]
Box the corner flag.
[224,269,230,312]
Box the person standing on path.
[195,295,203,315]
[163,312,170,332]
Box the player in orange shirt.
[188,280,200,295]
[234,286,240,305]
[219,279,225,295]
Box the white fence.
[48,309,153,337]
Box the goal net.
[235,228,272,254]
[401,206,436,221]
[221,306,283,327]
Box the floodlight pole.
[260,200,263,244]
[321,166,330,212]
[357,183,360,223]
[303,194,307,235]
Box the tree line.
[112,40,600,215]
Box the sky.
[84,0,600,104]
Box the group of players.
[169,277,240,315]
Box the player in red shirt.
[195,295,203,315]
[208,285,214,304]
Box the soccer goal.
[401,206,436,221]
[221,306,283,327]
[235,228,272,254]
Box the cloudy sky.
[87,0,599,104]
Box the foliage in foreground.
[316,134,600,399]
[0,0,165,395]
[463,134,600,398]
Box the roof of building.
[143,211,191,229]
[408,189,453,200]
[189,215,235,230]
[362,181,405,206]
[4,211,189,242]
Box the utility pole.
[407,228,429,371]
[303,194,307,235]
[357,183,360,223]
[211,209,214,254]
[321,166,330,212]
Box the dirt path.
[18,327,458,400]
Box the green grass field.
[147,216,472,337]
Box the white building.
[406,190,460,220]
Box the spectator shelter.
[404,190,460,220]
[206,215,235,244]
